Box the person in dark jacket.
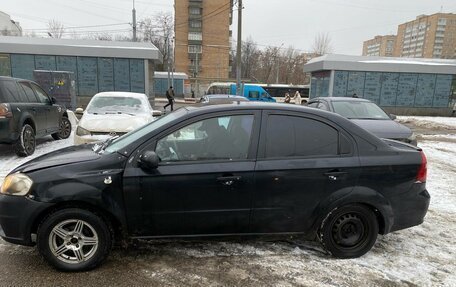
[164,86,175,111]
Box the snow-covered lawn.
[0,117,455,286]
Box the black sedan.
[0,102,429,271]
[307,97,417,145]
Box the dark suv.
[0,76,71,156]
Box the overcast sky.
[2,0,456,55]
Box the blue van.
[230,84,276,102]
[206,82,276,102]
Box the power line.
[23,23,131,31]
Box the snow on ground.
[0,117,455,286]
[397,116,456,131]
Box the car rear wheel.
[52,116,72,140]
[13,124,36,157]
[37,208,112,271]
[318,204,378,258]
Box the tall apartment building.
[362,35,396,57]
[395,13,456,59]
[174,0,232,86]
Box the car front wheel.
[318,204,378,258]
[37,208,112,271]
[52,116,72,140]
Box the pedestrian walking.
[164,86,175,112]
[293,91,302,105]
[284,92,291,103]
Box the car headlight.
[76,126,91,136]
[0,173,33,196]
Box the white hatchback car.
[74,92,160,145]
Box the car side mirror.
[51,97,57,104]
[75,107,84,114]
[152,110,162,117]
[138,150,159,170]
[389,114,397,120]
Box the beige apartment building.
[395,13,456,59]
[174,0,232,88]
[362,35,396,57]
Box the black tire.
[13,124,36,157]
[37,208,112,272]
[52,116,72,140]
[318,204,378,258]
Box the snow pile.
[397,116,456,131]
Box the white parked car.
[74,92,160,145]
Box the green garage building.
[0,36,162,106]
[304,54,456,116]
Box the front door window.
[156,115,254,162]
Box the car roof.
[205,94,246,100]
[185,101,337,117]
[92,91,148,99]
[0,76,33,82]
[311,97,373,103]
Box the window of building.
[264,115,339,158]
[188,32,202,41]
[189,20,202,28]
[188,45,202,53]
[189,7,202,15]
[155,115,254,162]
[438,18,447,25]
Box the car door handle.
[324,170,348,181]
[217,176,242,186]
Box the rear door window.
[19,82,38,103]
[0,80,20,102]
[264,115,339,158]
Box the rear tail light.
[416,151,427,183]
[0,103,12,118]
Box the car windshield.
[332,101,390,120]
[86,95,149,115]
[104,108,187,153]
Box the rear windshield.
[86,95,150,115]
[0,80,20,103]
[332,101,390,120]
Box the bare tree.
[47,19,65,38]
[241,36,260,80]
[90,32,113,41]
[138,12,174,71]
[311,32,333,56]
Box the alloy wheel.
[48,219,99,264]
